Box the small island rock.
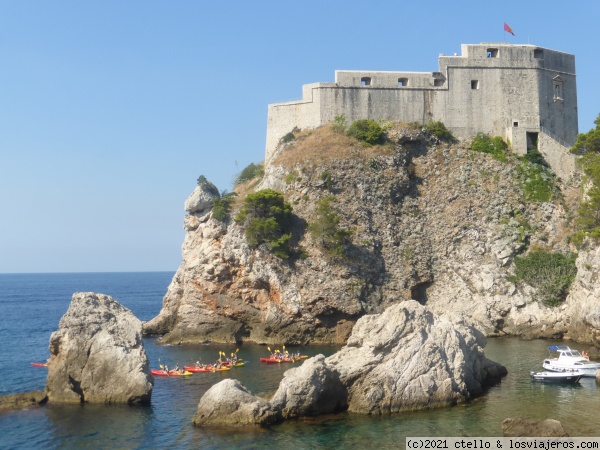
[502,418,568,437]
[45,292,153,404]
[192,379,279,427]
[325,300,507,414]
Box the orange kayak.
[151,369,192,377]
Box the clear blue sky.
[1,1,598,273]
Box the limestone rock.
[0,391,47,412]
[269,354,347,418]
[326,300,507,414]
[184,183,219,214]
[192,379,279,427]
[146,125,600,346]
[502,418,568,437]
[46,292,153,404]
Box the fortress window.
[398,78,408,87]
[361,77,371,86]
[471,80,479,90]
[534,49,544,59]
[553,76,563,101]
[487,48,499,58]
[513,121,519,127]
[434,79,444,87]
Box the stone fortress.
[266,43,578,179]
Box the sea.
[1,272,599,449]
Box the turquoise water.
[1,273,599,449]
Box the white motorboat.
[530,370,583,383]
[542,345,600,377]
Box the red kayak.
[31,362,48,367]
[259,357,295,363]
[183,365,231,373]
[151,369,192,377]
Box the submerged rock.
[502,418,568,437]
[45,292,153,404]
[192,378,279,427]
[0,391,47,412]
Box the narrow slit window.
[398,78,408,87]
[471,80,479,90]
[361,77,371,86]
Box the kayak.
[183,365,231,373]
[31,362,48,367]
[151,369,193,377]
[221,361,246,368]
[259,357,295,363]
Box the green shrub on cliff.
[569,116,600,246]
[308,195,353,258]
[212,191,236,222]
[234,162,264,187]
[470,133,508,162]
[511,249,577,307]
[425,121,455,142]
[570,113,600,155]
[515,160,556,203]
[235,189,293,259]
[347,119,385,146]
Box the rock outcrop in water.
[144,124,600,346]
[46,292,153,404]
[193,301,506,426]
[0,391,47,412]
[501,418,569,437]
[192,378,279,427]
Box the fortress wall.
[265,83,325,163]
[335,70,444,89]
[317,87,432,125]
[540,134,578,181]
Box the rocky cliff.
[144,124,600,345]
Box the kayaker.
[195,360,201,367]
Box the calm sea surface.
[0,272,599,449]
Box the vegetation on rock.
[424,120,455,142]
[510,249,577,307]
[347,119,385,146]
[212,191,237,222]
[196,174,220,196]
[235,189,294,259]
[234,162,264,187]
[308,195,353,258]
[515,160,556,203]
[470,133,508,162]
[570,114,600,246]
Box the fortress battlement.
[265,43,578,179]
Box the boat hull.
[530,371,582,383]
[542,362,600,378]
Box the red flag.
[504,22,515,36]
